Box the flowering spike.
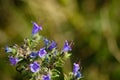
[38,48,47,58]
[29,62,40,73]
[5,21,83,80]
[9,56,19,65]
[32,22,42,35]
[63,40,71,52]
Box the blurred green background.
[0,0,120,80]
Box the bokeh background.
[0,0,120,80]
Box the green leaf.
[64,53,71,59]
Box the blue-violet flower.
[76,71,82,78]
[30,62,40,72]
[9,56,19,65]
[43,74,51,80]
[73,63,80,75]
[38,48,47,58]
[48,41,57,50]
[30,52,37,58]
[5,46,12,53]
[63,40,71,52]
[44,38,51,47]
[32,22,42,35]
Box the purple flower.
[63,40,71,52]
[38,48,47,58]
[5,46,12,53]
[9,56,19,65]
[43,74,51,80]
[76,71,82,78]
[73,63,80,75]
[29,62,40,72]
[30,52,37,58]
[48,41,57,50]
[32,22,42,35]
[44,38,51,46]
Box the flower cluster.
[5,22,82,80]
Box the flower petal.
[32,22,42,35]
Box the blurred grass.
[0,0,120,80]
